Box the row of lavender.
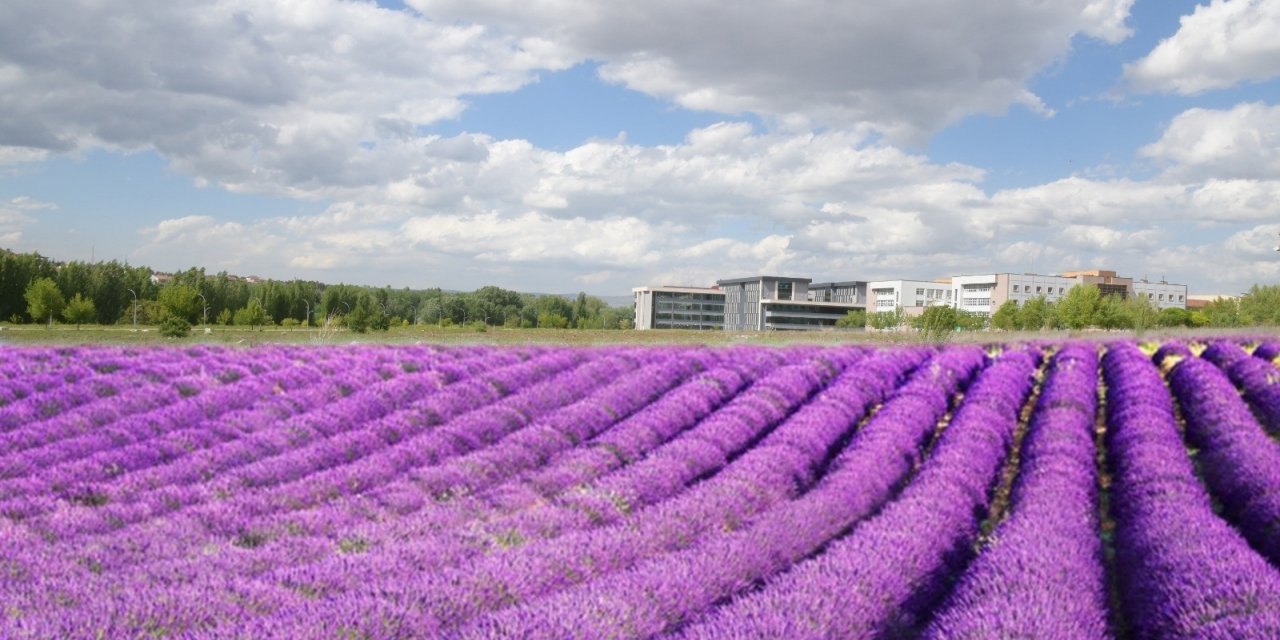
[1,339,1279,638]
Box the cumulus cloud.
[116,92,1280,295]
[1126,0,1280,94]
[1139,102,1280,180]
[411,0,1134,141]
[0,0,571,196]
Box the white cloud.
[119,100,1280,295]
[1126,0,1280,94]
[1059,224,1161,251]
[0,0,572,195]
[1139,102,1280,180]
[0,196,56,246]
[412,0,1134,142]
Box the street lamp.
[302,299,311,327]
[126,288,137,328]
[196,293,208,326]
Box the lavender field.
[2,340,1280,639]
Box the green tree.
[1127,295,1158,337]
[1016,296,1054,331]
[537,311,570,328]
[1156,307,1193,328]
[61,293,96,329]
[24,277,64,328]
[834,309,867,329]
[1095,295,1132,330]
[868,307,905,330]
[913,305,959,343]
[1057,284,1102,330]
[158,315,191,338]
[233,301,269,329]
[1240,284,1280,325]
[1200,297,1240,327]
[0,250,58,321]
[216,308,233,326]
[158,284,201,323]
[346,299,372,333]
[991,299,1019,330]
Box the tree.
[868,307,905,331]
[216,308,233,326]
[24,277,64,328]
[1126,295,1158,337]
[61,293,96,329]
[1240,284,1280,326]
[834,309,866,329]
[1016,296,1054,331]
[537,311,570,328]
[233,301,269,329]
[1200,297,1240,327]
[1156,307,1192,328]
[158,284,201,323]
[991,300,1019,331]
[1095,295,1132,330]
[1057,284,1102,330]
[158,315,191,338]
[913,305,959,343]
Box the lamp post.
[196,293,208,326]
[302,299,311,327]
[127,288,137,328]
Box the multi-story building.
[632,286,726,330]
[717,275,865,331]
[952,273,1077,315]
[1131,279,1189,310]
[807,281,868,305]
[952,269,1188,315]
[867,279,953,316]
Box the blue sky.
[1,0,1278,295]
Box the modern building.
[717,276,865,331]
[632,286,726,330]
[867,279,953,317]
[1131,279,1189,310]
[950,269,1188,315]
[807,281,868,305]
[952,273,1076,315]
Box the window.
[916,288,925,296]
[777,282,793,301]
[1179,295,1185,301]
[1159,294,1165,301]
[1036,286,1042,293]
[1058,287,1064,294]
[1013,285,1020,292]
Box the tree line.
[2,249,633,332]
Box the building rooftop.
[716,275,813,285]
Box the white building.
[1132,280,1189,310]
[952,273,1077,315]
[867,279,953,316]
[951,270,1188,315]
